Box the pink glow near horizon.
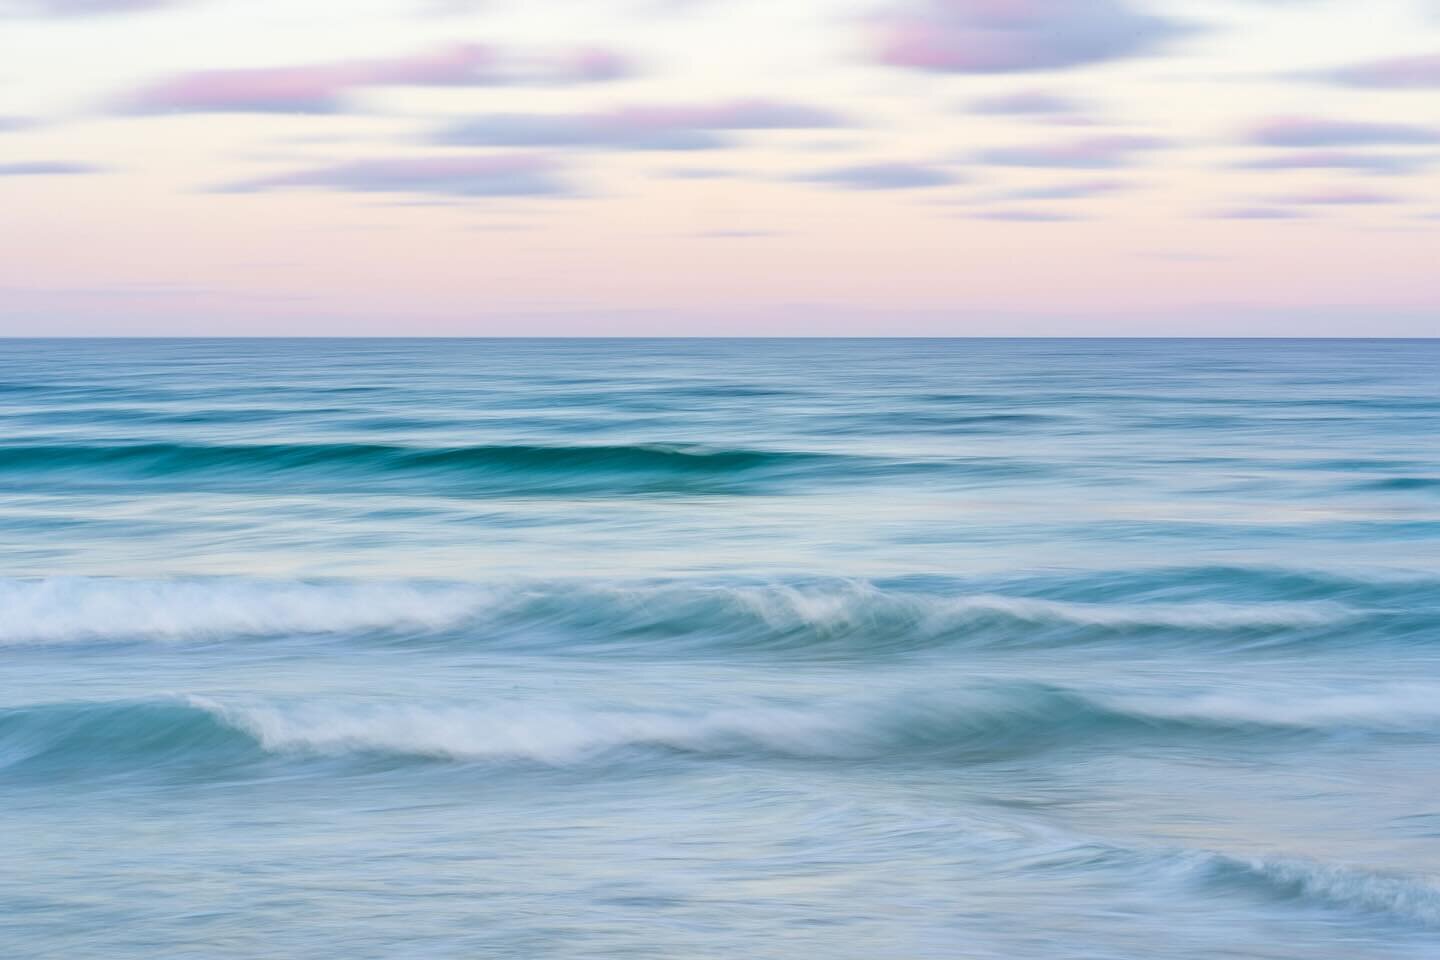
[0,0,1437,335]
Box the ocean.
[2,337,1439,959]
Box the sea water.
[2,338,1438,959]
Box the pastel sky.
[2,0,1438,335]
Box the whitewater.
[2,338,1439,959]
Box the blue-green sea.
[3,338,1440,959]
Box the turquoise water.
[3,338,1439,959]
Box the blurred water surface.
[3,338,1440,959]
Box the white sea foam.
[190,696,880,765]
[1228,854,1440,925]
[0,577,486,645]
[728,585,1353,632]
[1103,684,1440,733]
[181,678,1440,771]
[0,576,1358,646]
[1150,847,1440,927]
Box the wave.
[1192,851,1440,927]
[1355,476,1440,492]
[1032,835,1440,928]
[0,576,1365,649]
[0,441,844,495]
[9,680,1440,777]
[7,696,1438,931]
[0,700,261,775]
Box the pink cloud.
[874,0,1182,73]
[116,43,632,114]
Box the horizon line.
[2,335,1437,342]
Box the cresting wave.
[1190,850,1440,927]
[7,681,1440,777]
[0,575,1367,648]
[1035,835,1440,928]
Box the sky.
[1,0,1438,336]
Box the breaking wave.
[8,679,1440,778]
[0,575,1365,649]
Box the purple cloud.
[973,209,1083,221]
[220,155,568,197]
[0,116,39,132]
[977,134,1167,168]
[552,48,634,83]
[970,90,1086,115]
[664,166,735,179]
[795,162,958,190]
[995,178,1129,200]
[1247,116,1440,147]
[1234,151,1429,175]
[116,44,632,115]
[1264,188,1399,205]
[5,0,174,14]
[874,0,1183,73]
[1211,207,1310,220]
[436,100,842,151]
[0,161,107,175]
[1321,53,1440,89]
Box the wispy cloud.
[972,208,1083,221]
[977,135,1168,168]
[663,166,734,179]
[794,162,958,190]
[1234,151,1430,175]
[3,0,175,15]
[873,0,1183,73]
[0,161,108,175]
[219,155,568,197]
[991,178,1130,200]
[1318,53,1440,88]
[1210,206,1309,220]
[969,90,1089,116]
[1246,116,1440,147]
[1262,188,1400,205]
[435,100,842,151]
[115,44,631,115]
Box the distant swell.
[0,441,843,494]
[0,576,1364,649]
